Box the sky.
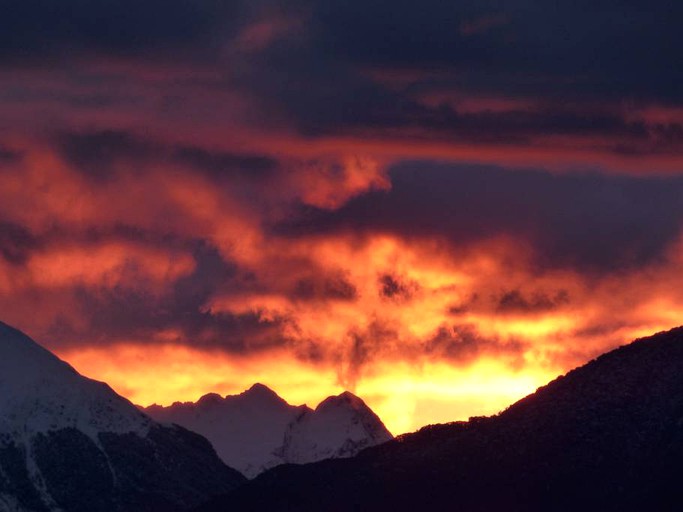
[1,0,682,434]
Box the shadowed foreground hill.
[198,327,683,512]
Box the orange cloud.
[1,93,683,438]
[3,136,683,434]
[25,242,194,289]
[292,156,390,210]
[1,0,683,441]
[199,228,683,423]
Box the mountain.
[197,326,683,512]
[278,391,393,465]
[0,321,246,512]
[145,384,305,478]
[145,385,393,478]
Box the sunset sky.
[1,0,682,433]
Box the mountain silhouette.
[196,327,683,512]
[145,385,392,477]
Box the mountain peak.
[145,385,393,477]
[280,390,394,465]
[0,320,245,511]
[197,392,224,406]
[235,383,289,407]
[0,321,151,438]
[315,390,367,412]
[0,321,71,369]
[244,382,276,396]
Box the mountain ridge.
[144,383,393,478]
[197,326,683,512]
[0,321,246,512]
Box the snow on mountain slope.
[146,386,393,478]
[0,321,245,512]
[0,321,151,440]
[147,384,309,478]
[281,391,394,464]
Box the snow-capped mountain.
[146,384,307,479]
[145,385,393,478]
[280,391,394,464]
[0,321,245,512]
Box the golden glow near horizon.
[58,343,558,434]
[3,151,683,436]
[33,231,683,435]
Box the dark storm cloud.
[291,274,357,302]
[378,274,418,301]
[613,123,683,156]
[0,146,22,163]
[425,324,525,364]
[0,221,41,265]
[3,0,680,149]
[310,0,683,101]
[4,0,680,88]
[172,146,278,180]
[337,320,399,389]
[0,0,239,61]
[44,241,288,352]
[58,130,156,176]
[274,162,683,272]
[219,0,683,143]
[496,290,570,314]
[274,84,663,149]
[56,129,280,180]
[0,0,318,66]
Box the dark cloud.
[341,332,370,390]
[0,221,41,265]
[613,122,683,156]
[0,0,239,62]
[216,0,683,145]
[0,0,321,67]
[571,321,632,340]
[424,324,525,364]
[292,274,357,302]
[496,290,570,314]
[378,274,418,301]
[172,146,279,180]
[57,129,281,181]
[448,294,480,316]
[3,1,679,148]
[58,130,156,177]
[39,240,286,353]
[338,320,399,390]
[278,86,664,150]
[274,162,683,272]
[0,146,22,163]
[311,1,683,101]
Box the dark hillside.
[198,327,683,512]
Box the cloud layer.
[0,0,682,432]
